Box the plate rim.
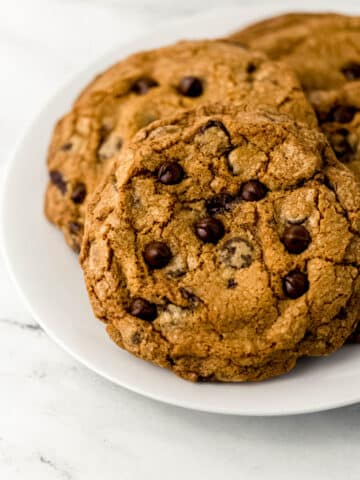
[2,2,360,416]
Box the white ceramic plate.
[2,1,360,416]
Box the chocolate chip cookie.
[44,39,317,252]
[229,13,360,180]
[80,104,360,382]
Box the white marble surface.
[1,1,360,479]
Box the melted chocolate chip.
[69,221,82,235]
[198,119,230,138]
[99,124,111,142]
[180,287,199,303]
[98,135,123,161]
[49,170,67,194]
[283,271,309,299]
[71,183,87,204]
[157,162,184,185]
[338,307,347,319]
[341,63,360,81]
[167,355,176,366]
[194,217,224,244]
[131,77,158,95]
[129,298,157,321]
[206,193,234,215]
[131,332,142,345]
[143,241,172,268]
[247,62,256,74]
[328,105,357,124]
[60,142,73,151]
[227,279,237,289]
[178,76,203,97]
[239,180,267,201]
[347,331,360,344]
[282,225,311,254]
[166,268,186,279]
[314,108,328,124]
[220,238,253,269]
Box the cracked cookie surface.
[80,104,360,382]
[44,39,317,252]
[229,13,360,180]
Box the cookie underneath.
[228,13,360,181]
[44,39,316,251]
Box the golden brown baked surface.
[44,39,316,252]
[80,105,360,382]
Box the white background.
[1,1,360,479]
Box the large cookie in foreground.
[80,105,360,382]
[44,39,317,252]
[228,13,360,180]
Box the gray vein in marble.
[39,455,72,480]
[0,317,42,332]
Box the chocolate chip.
[338,307,347,319]
[282,225,311,254]
[180,287,199,303]
[131,77,158,95]
[99,124,111,142]
[166,268,186,278]
[194,217,224,244]
[167,355,176,366]
[71,183,87,204]
[60,142,72,151]
[220,238,253,269]
[129,298,157,321]
[329,129,355,162]
[247,62,256,74]
[239,180,267,201]
[131,332,142,345]
[143,241,172,268]
[328,105,357,124]
[347,331,360,344]
[49,170,67,194]
[98,135,123,161]
[341,63,360,81]
[283,271,309,299]
[346,320,360,344]
[198,119,230,138]
[69,221,82,235]
[178,76,203,97]
[206,193,234,215]
[157,162,184,185]
[227,279,237,289]
[314,108,328,123]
